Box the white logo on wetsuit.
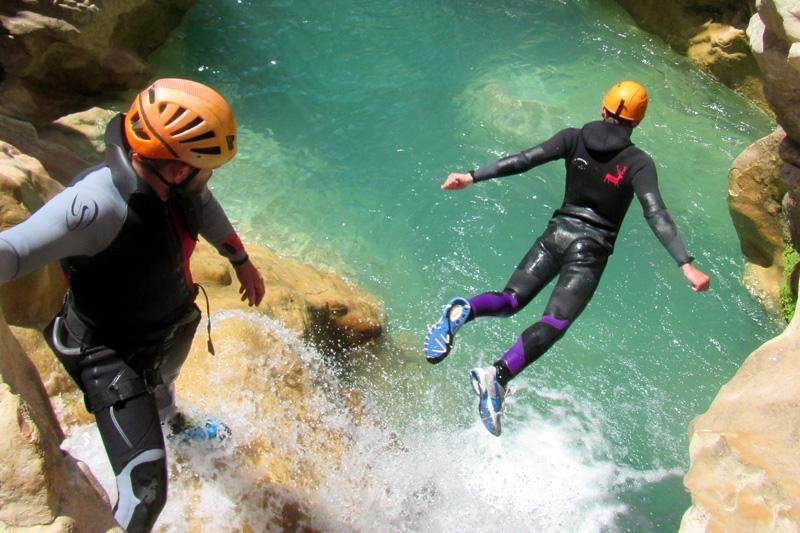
[66,193,99,231]
[571,157,589,171]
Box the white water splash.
[62,312,679,532]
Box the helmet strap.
[135,153,203,197]
[142,160,175,190]
[180,167,202,189]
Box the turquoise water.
[149,0,777,530]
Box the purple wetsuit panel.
[468,292,519,318]
[500,337,526,376]
[540,315,569,330]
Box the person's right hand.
[441,172,474,190]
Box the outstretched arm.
[634,165,710,292]
[0,169,125,283]
[442,128,579,189]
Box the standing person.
[0,78,265,532]
[424,81,710,437]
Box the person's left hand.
[682,263,711,292]
[234,259,265,306]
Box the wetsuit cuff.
[230,253,249,267]
[679,256,695,266]
[471,167,492,182]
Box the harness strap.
[85,371,150,413]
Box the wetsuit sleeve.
[0,171,126,283]
[197,187,248,265]
[633,162,693,266]
[471,128,579,182]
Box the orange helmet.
[124,78,237,169]
[602,80,648,124]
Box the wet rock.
[191,239,383,351]
[0,141,67,327]
[615,1,767,111]
[747,0,800,143]
[40,107,117,166]
[0,0,193,123]
[0,311,119,532]
[0,112,90,185]
[727,127,786,316]
[682,295,800,531]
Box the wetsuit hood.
[581,120,632,153]
[104,113,153,198]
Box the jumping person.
[424,81,710,436]
[0,78,265,532]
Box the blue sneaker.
[469,366,506,436]
[424,297,471,364]
[164,412,232,445]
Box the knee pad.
[113,449,167,533]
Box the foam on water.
[62,311,683,532]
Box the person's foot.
[163,411,232,445]
[423,297,471,363]
[469,366,506,436]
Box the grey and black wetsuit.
[0,114,247,533]
[465,120,692,385]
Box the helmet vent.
[129,113,151,140]
[162,106,188,127]
[191,146,222,155]
[172,116,204,135]
[180,130,216,144]
[226,135,235,150]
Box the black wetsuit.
[0,115,247,532]
[465,121,692,385]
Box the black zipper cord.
[196,283,215,356]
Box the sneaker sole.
[424,298,470,364]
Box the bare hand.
[682,263,710,292]
[234,259,265,306]
[441,172,474,190]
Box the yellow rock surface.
[682,296,800,531]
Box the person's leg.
[93,389,167,533]
[494,237,609,385]
[425,224,560,363]
[46,311,168,533]
[147,311,230,443]
[150,309,201,417]
[468,225,561,321]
